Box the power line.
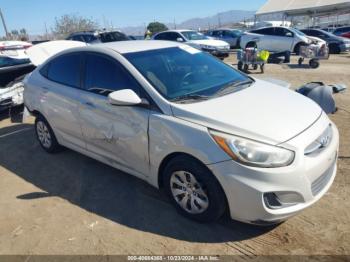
[0,8,9,37]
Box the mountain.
[119,9,255,35]
[177,10,255,30]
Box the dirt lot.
[0,54,349,256]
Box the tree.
[52,14,99,39]
[147,22,168,35]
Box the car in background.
[0,41,35,110]
[129,35,144,40]
[332,26,350,37]
[341,32,350,39]
[66,30,130,44]
[205,29,242,49]
[153,30,230,59]
[240,26,325,54]
[301,28,350,54]
[24,40,338,225]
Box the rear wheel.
[163,156,226,222]
[35,115,61,153]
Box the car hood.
[171,79,322,145]
[190,39,229,47]
[307,36,326,45]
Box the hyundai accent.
[24,41,339,224]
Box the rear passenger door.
[38,53,85,149]
[78,52,151,177]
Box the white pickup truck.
[240,27,326,54]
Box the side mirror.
[286,32,293,37]
[176,37,184,42]
[108,89,142,106]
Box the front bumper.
[202,48,230,58]
[208,118,339,224]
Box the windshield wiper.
[215,79,254,97]
[170,94,210,103]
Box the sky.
[0,0,266,36]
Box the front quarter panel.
[148,113,230,188]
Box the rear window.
[100,32,129,43]
[47,54,81,88]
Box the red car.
[341,32,350,39]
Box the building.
[256,0,350,28]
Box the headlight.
[210,130,295,168]
[200,44,216,50]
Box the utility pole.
[0,8,9,37]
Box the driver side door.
[78,52,151,177]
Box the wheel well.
[294,42,306,53]
[157,152,230,216]
[31,110,42,117]
[158,152,199,189]
[246,41,256,48]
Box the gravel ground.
[0,54,349,256]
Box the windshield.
[291,28,307,37]
[124,47,250,102]
[100,31,130,43]
[181,31,208,40]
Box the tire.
[294,42,307,55]
[309,59,320,69]
[35,115,61,153]
[237,61,243,71]
[163,156,226,222]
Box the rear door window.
[47,53,81,88]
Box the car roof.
[163,29,195,33]
[95,40,183,54]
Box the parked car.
[24,40,339,225]
[240,26,325,54]
[129,35,144,40]
[340,32,350,39]
[153,30,230,59]
[205,29,242,49]
[0,41,35,110]
[332,26,350,37]
[301,29,350,54]
[66,30,130,44]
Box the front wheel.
[35,115,61,153]
[163,156,226,222]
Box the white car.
[0,41,34,110]
[240,26,326,54]
[24,41,339,224]
[153,30,230,59]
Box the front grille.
[311,161,336,196]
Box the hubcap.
[170,171,209,214]
[36,121,52,148]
